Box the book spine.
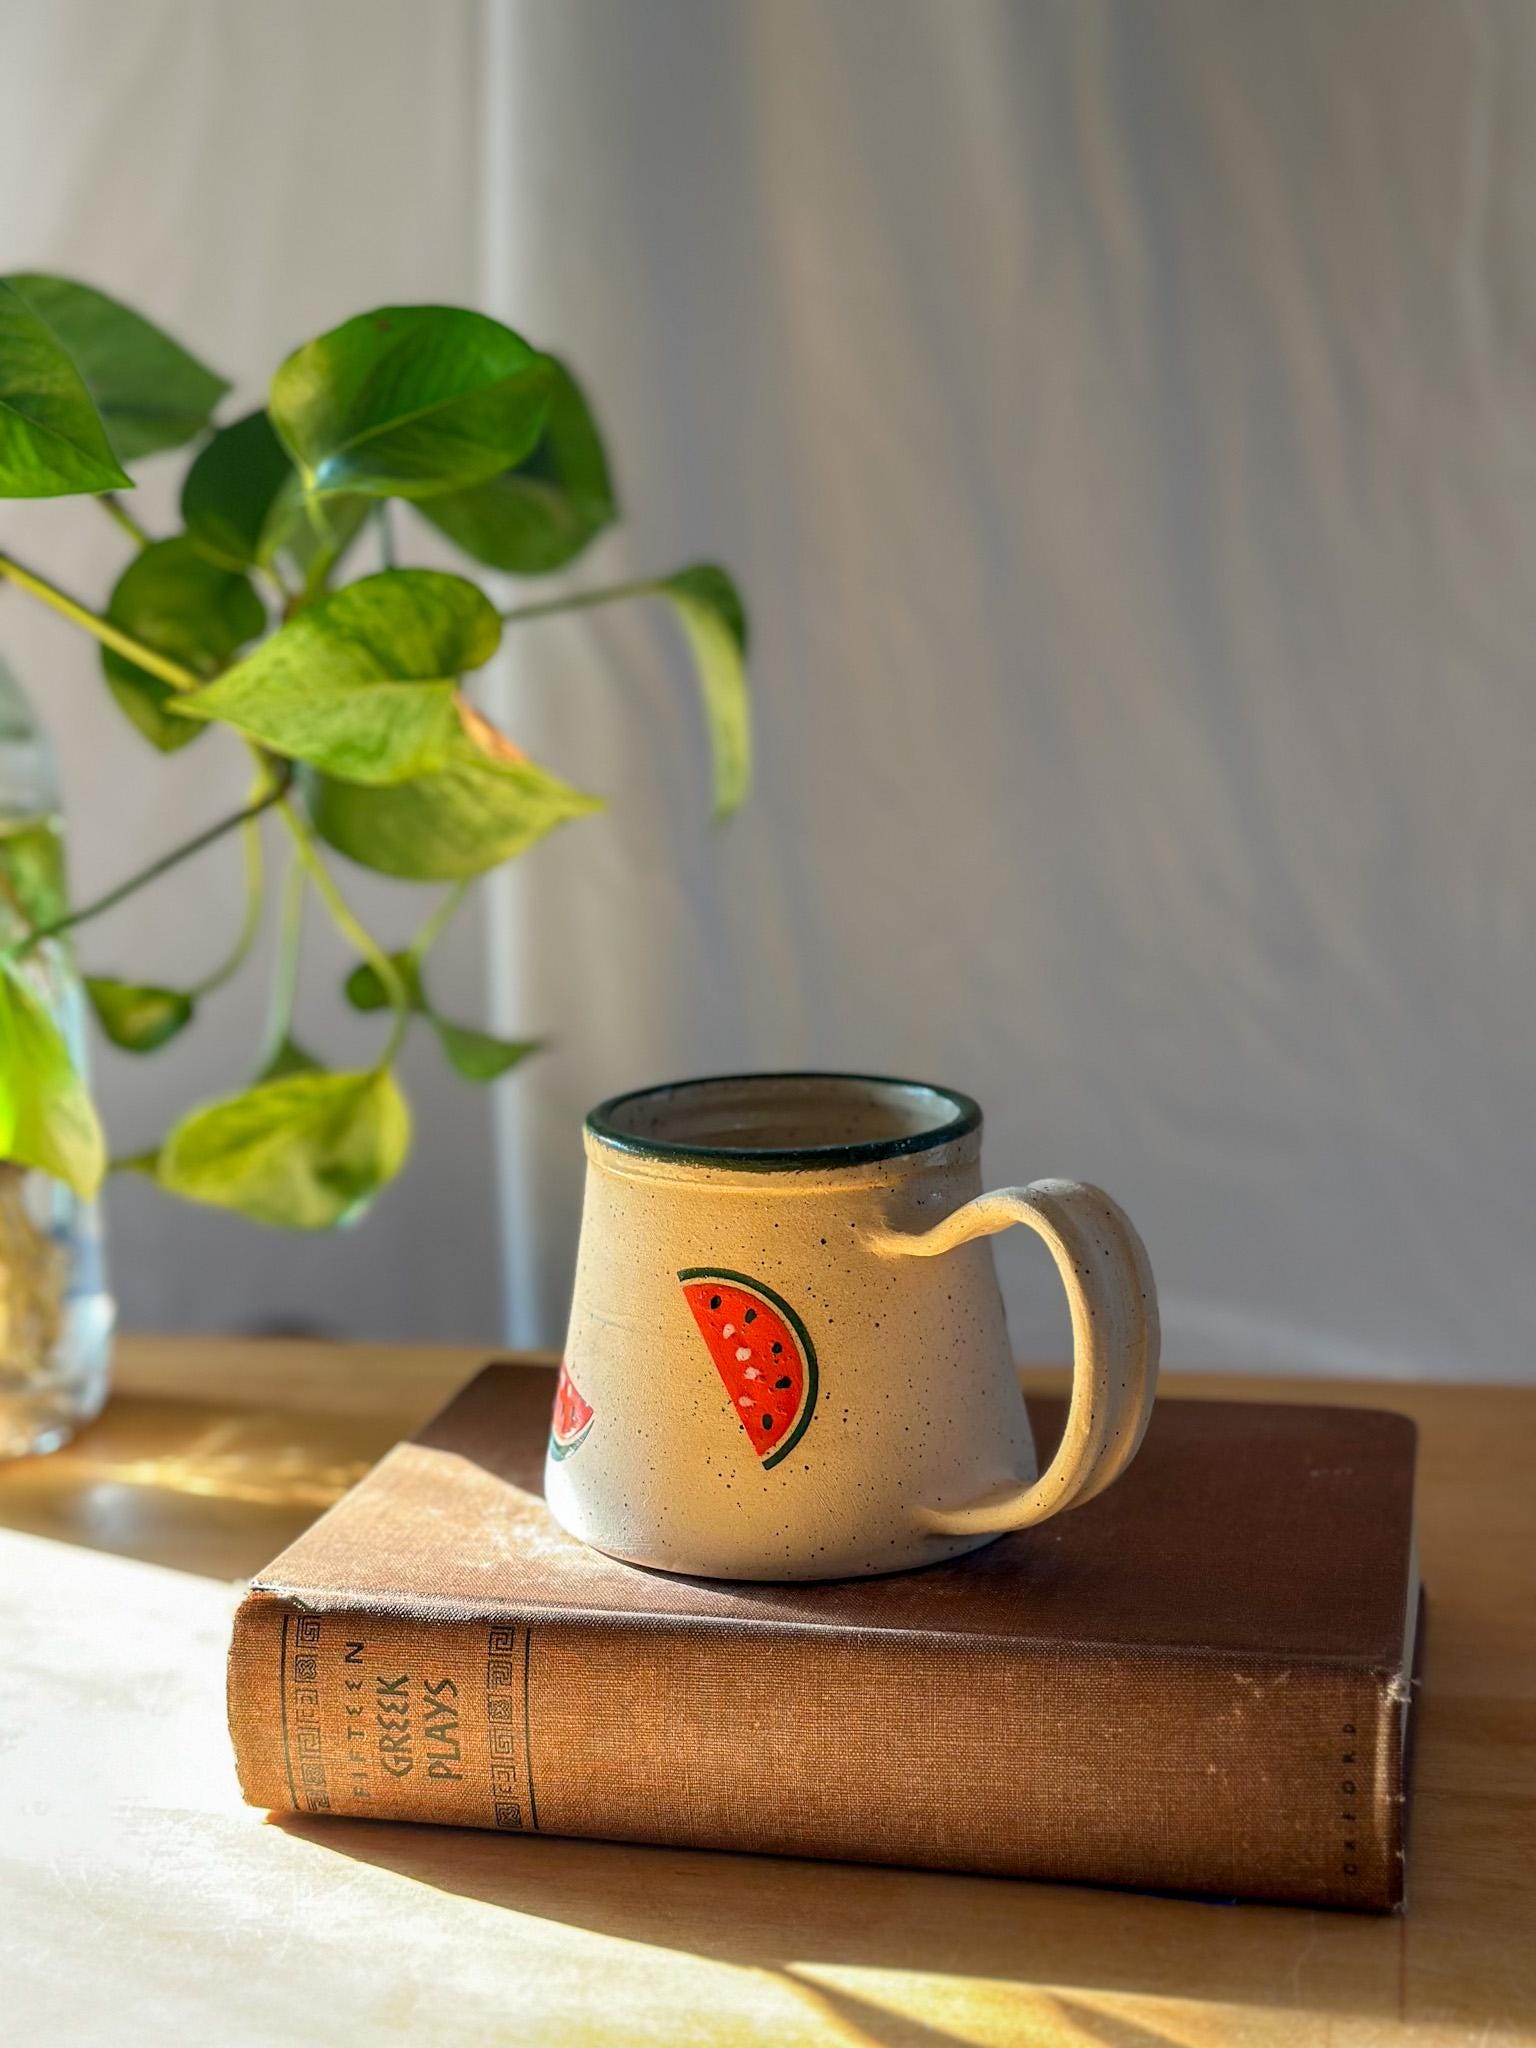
[228,1590,1404,1909]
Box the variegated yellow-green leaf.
[0,958,106,1196]
[172,569,500,785]
[155,1067,410,1230]
[658,564,750,817]
[305,704,601,878]
[86,977,195,1053]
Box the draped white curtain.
[4,0,1533,1378]
[486,0,1536,1381]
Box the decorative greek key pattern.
[273,1611,539,1830]
[283,1613,331,1813]
[486,1625,538,1831]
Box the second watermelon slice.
[549,1357,594,1459]
[678,1267,818,1469]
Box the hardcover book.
[228,1366,1421,1909]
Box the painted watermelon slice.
[678,1267,818,1470]
[549,1357,594,1459]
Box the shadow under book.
[227,1366,1422,1910]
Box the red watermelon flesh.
[678,1269,818,1470]
[549,1357,594,1458]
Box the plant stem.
[276,797,411,1055]
[376,503,396,571]
[259,852,307,1070]
[9,779,290,958]
[410,879,469,960]
[99,494,152,549]
[0,551,199,692]
[295,497,354,607]
[500,578,657,627]
[259,561,295,611]
[189,805,266,998]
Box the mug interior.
[587,1071,980,1170]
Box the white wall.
[0,0,504,1340]
[488,0,1536,1382]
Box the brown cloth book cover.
[229,1367,1421,1910]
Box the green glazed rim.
[586,1070,982,1172]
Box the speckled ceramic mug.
[545,1072,1159,1581]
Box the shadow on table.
[0,1393,391,1579]
[273,1812,1408,2036]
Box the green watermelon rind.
[548,1413,593,1461]
[677,1265,819,1471]
[549,1362,594,1460]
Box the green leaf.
[270,306,554,501]
[340,951,539,1082]
[432,1019,540,1083]
[255,1034,323,1083]
[172,569,500,784]
[100,537,266,751]
[0,958,106,1196]
[305,704,601,879]
[181,410,295,570]
[259,472,372,587]
[112,1148,161,1178]
[418,358,615,573]
[0,278,130,496]
[86,977,194,1053]
[660,564,752,817]
[155,1067,410,1230]
[3,274,227,463]
[182,409,368,585]
[0,814,67,930]
[343,952,423,1014]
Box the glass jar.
[0,658,114,1457]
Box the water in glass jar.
[0,660,114,1457]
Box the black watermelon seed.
[709,1294,721,1311]
[761,1413,773,1430]
[771,1341,783,1355]
[774,1376,792,1389]
[744,1308,756,1323]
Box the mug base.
[549,1506,1008,1584]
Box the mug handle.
[870,1179,1159,1535]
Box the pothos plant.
[0,278,748,1229]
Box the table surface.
[0,1337,1531,2048]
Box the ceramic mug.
[545,1072,1159,1581]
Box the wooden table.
[0,1338,1531,2047]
